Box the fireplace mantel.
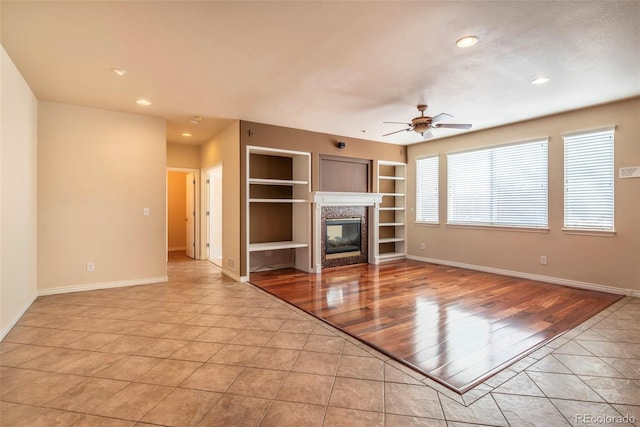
[311,191,383,206]
[310,192,382,272]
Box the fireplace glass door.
[325,218,362,256]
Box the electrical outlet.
[87,262,95,272]
[143,207,150,216]
[540,256,547,265]
[420,242,426,250]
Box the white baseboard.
[37,276,169,296]
[1,294,37,341]
[631,290,640,298]
[406,255,633,296]
[168,246,186,252]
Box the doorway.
[206,164,223,267]
[167,168,199,259]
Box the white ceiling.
[2,1,639,146]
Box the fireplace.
[325,218,361,258]
[311,192,383,272]
[320,206,369,268]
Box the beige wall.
[38,101,167,292]
[240,121,406,192]
[406,98,640,293]
[201,121,241,279]
[167,142,200,169]
[239,120,407,277]
[1,46,38,338]
[167,171,187,251]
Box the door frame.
[167,167,200,260]
[202,162,223,266]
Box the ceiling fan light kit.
[383,104,472,139]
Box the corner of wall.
[1,46,39,338]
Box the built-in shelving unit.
[247,146,311,273]
[377,161,406,261]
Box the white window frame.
[563,127,615,235]
[446,139,549,230]
[415,155,439,224]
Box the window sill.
[415,221,439,227]
[562,228,616,237]
[446,223,549,233]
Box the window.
[416,156,439,223]
[447,139,548,228]
[563,128,614,231]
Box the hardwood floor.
[249,260,623,393]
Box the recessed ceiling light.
[136,99,151,106]
[531,77,550,85]
[456,36,478,48]
[111,68,127,76]
[181,132,192,137]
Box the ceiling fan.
[383,104,472,139]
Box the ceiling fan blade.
[383,121,412,125]
[382,128,412,137]
[431,113,453,123]
[422,130,434,140]
[433,123,472,129]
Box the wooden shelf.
[247,145,312,274]
[379,237,405,243]
[249,198,307,203]
[248,146,311,157]
[377,161,407,262]
[249,241,309,252]
[249,178,309,186]
[378,252,406,260]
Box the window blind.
[416,156,439,223]
[564,128,614,231]
[447,139,548,228]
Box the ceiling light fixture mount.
[456,36,478,48]
[181,132,192,137]
[190,116,203,124]
[136,99,151,106]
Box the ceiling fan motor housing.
[412,116,432,135]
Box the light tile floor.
[1,253,638,426]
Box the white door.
[186,173,196,258]
[208,165,223,267]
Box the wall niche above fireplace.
[319,155,371,193]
